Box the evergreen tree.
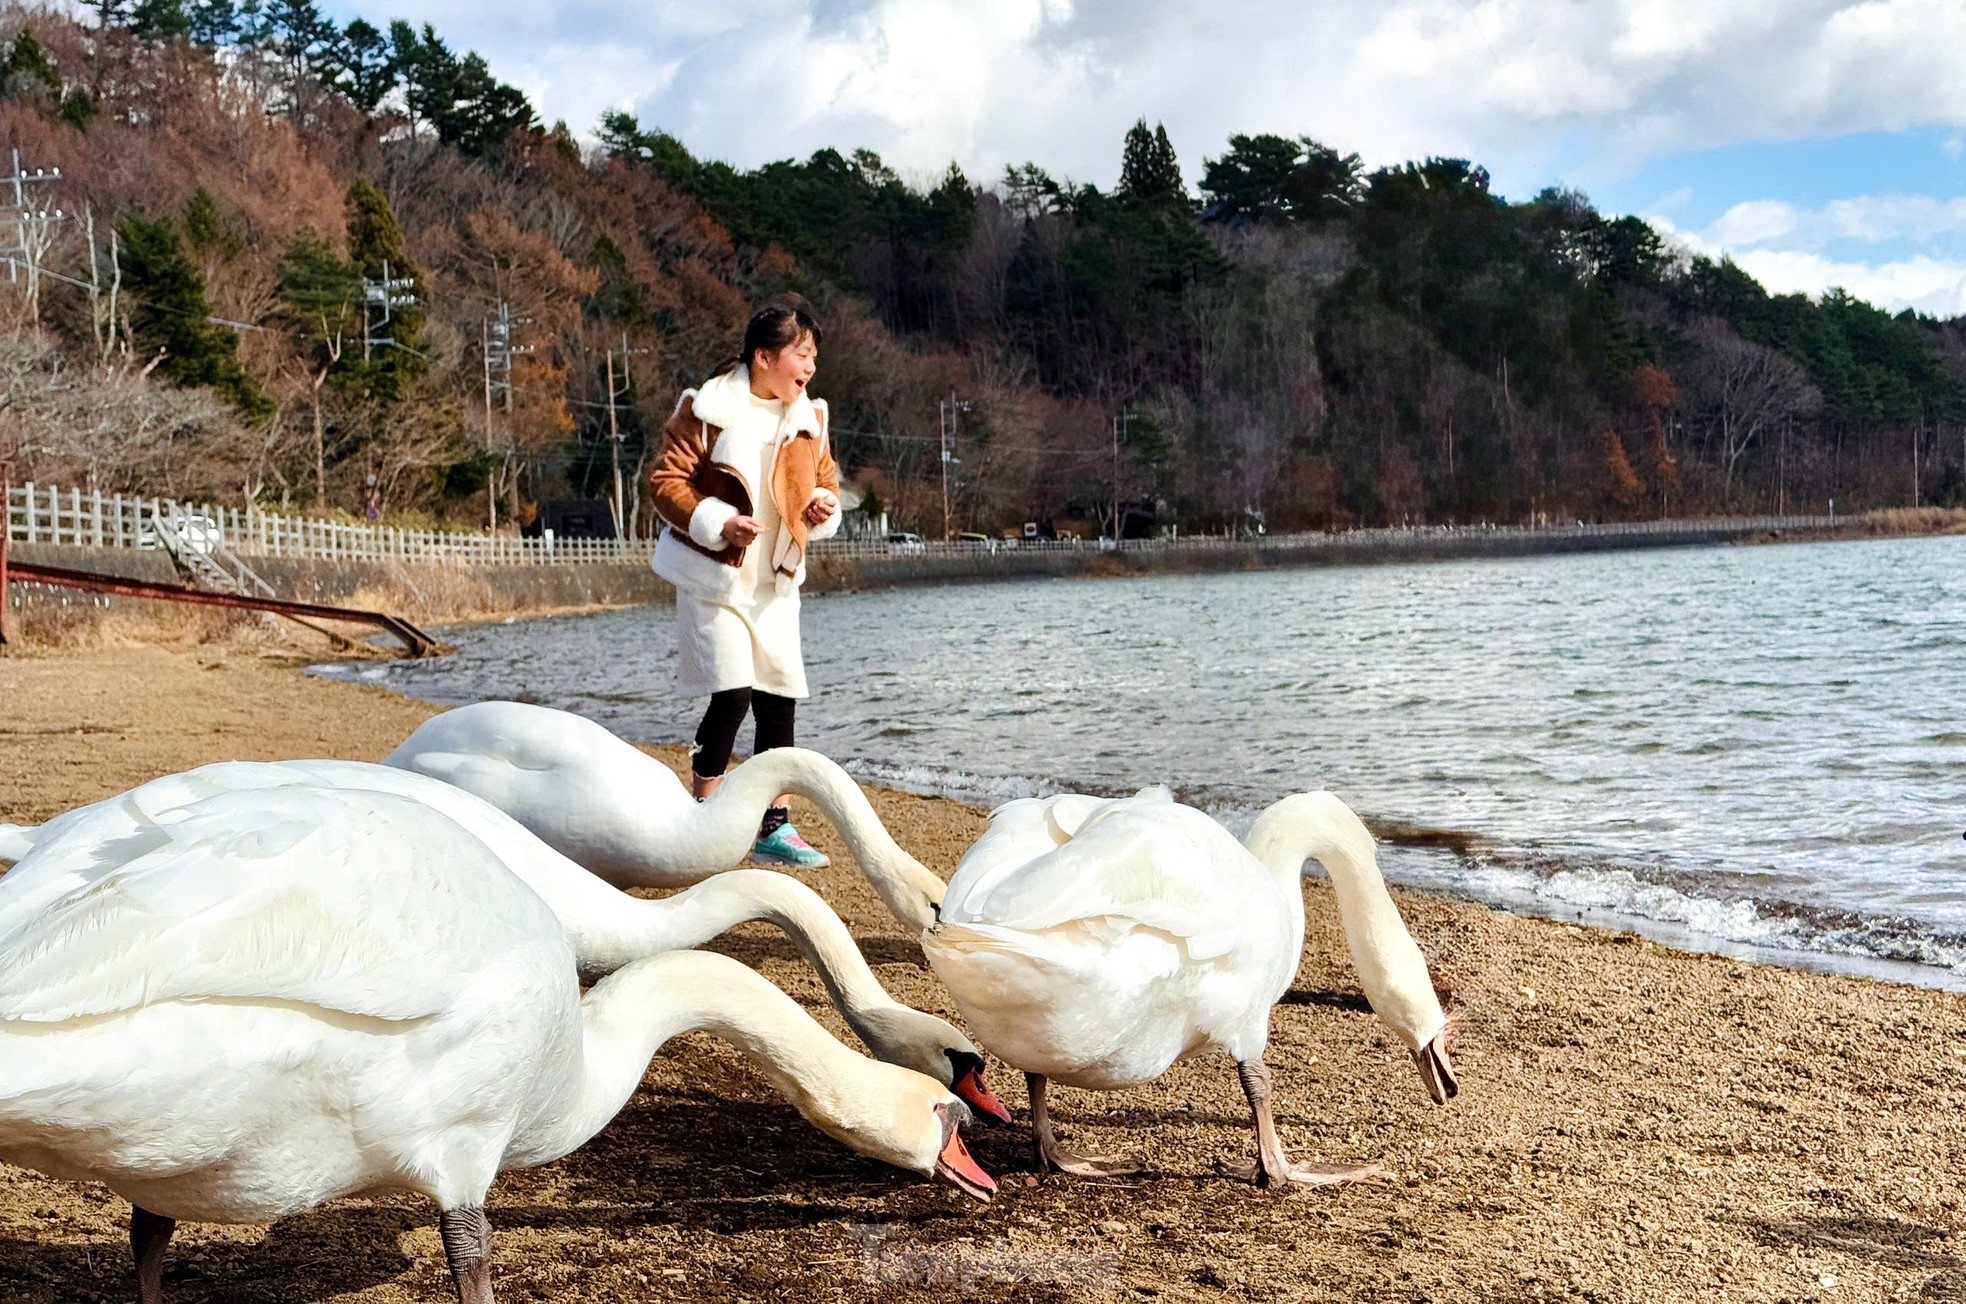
[330,18,396,116]
[926,162,977,248]
[182,187,243,260]
[130,0,192,42]
[1117,119,1185,211]
[341,176,429,401]
[277,232,362,499]
[118,212,273,422]
[0,32,63,103]
[187,0,237,46]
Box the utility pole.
[606,332,649,539]
[481,301,533,531]
[0,150,63,323]
[361,259,417,362]
[1111,410,1135,542]
[938,392,971,540]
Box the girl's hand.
[803,496,838,526]
[721,515,764,546]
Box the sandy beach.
[2,644,1964,1303]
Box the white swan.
[0,759,1009,1123]
[0,784,995,1304]
[922,787,1457,1186]
[381,701,948,931]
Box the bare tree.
[1687,318,1822,501]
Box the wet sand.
[1,645,1963,1302]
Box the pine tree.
[330,18,396,116]
[1117,119,1185,212]
[277,232,362,500]
[187,0,237,46]
[927,162,977,249]
[118,212,273,422]
[342,176,429,401]
[0,32,64,104]
[182,188,243,260]
[130,0,192,42]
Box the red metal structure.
[4,560,447,657]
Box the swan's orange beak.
[933,1128,996,1203]
[952,1066,1013,1124]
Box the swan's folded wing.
[0,787,543,1024]
[948,800,1260,959]
[0,764,318,942]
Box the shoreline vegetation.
[1,647,1964,1301]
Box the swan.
[0,784,995,1304]
[922,787,1458,1186]
[0,759,1009,1124]
[381,701,948,931]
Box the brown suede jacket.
[648,393,840,576]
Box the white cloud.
[346,0,1966,191]
[1730,249,1966,317]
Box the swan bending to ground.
[0,759,1009,1122]
[923,787,1457,1187]
[380,701,948,930]
[0,784,994,1303]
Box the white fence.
[4,481,1839,569]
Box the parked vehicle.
[886,531,924,555]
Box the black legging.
[691,687,796,778]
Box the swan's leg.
[1026,1072,1141,1178]
[438,1206,495,1304]
[130,1205,175,1304]
[1222,1057,1386,1190]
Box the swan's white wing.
[0,787,560,1023]
[943,794,1107,918]
[0,763,322,942]
[0,822,37,861]
[941,795,1261,959]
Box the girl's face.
[751,331,818,403]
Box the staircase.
[149,503,276,598]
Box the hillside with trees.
[1,4,1961,538]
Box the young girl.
[649,300,842,866]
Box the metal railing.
[5,482,1839,569]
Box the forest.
[1,2,1961,538]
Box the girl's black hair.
[719,296,821,375]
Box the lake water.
[317,534,1966,989]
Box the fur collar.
[678,365,825,439]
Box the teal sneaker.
[751,823,832,869]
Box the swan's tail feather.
[0,822,38,863]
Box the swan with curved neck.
[0,758,1008,1123]
[382,701,948,931]
[0,784,993,1304]
[924,787,1457,1187]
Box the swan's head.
[817,1068,997,1202]
[851,1005,1013,1124]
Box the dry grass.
[1850,506,1966,536]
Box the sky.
[322,0,1966,317]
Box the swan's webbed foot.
[1025,1071,1142,1179]
[1218,1155,1389,1189]
[1035,1135,1145,1178]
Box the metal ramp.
[149,503,276,598]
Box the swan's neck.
[708,749,946,929]
[1244,793,1444,1048]
[578,870,898,1048]
[511,949,891,1169]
